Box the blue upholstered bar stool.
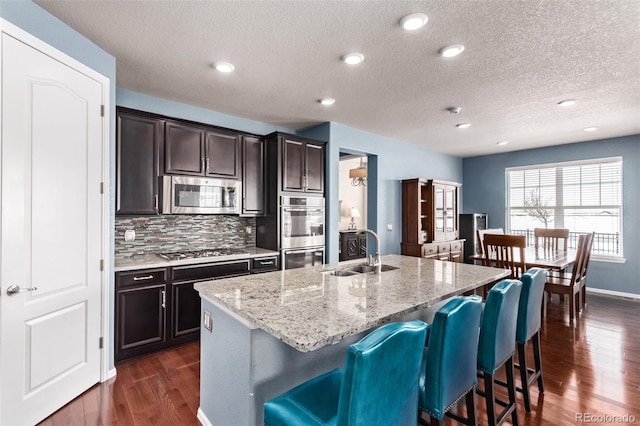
[477,279,522,426]
[515,268,548,412]
[263,320,428,426]
[418,295,483,426]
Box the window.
[506,157,623,258]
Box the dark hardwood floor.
[39,293,640,425]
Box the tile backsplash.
[115,215,256,257]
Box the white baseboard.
[587,287,640,300]
[197,407,213,426]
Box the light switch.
[203,310,213,332]
[124,230,135,242]
[387,224,393,231]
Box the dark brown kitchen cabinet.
[116,108,163,215]
[164,120,241,179]
[339,231,367,261]
[115,268,168,362]
[242,136,265,216]
[282,136,325,193]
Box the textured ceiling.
[35,0,640,157]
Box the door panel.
[1,32,104,425]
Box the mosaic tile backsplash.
[115,215,257,257]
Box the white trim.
[197,407,213,426]
[505,156,623,172]
[104,367,117,382]
[0,17,112,384]
[591,255,626,264]
[587,287,640,301]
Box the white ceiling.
[35,0,640,158]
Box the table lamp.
[348,207,360,230]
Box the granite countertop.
[114,247,279,272]
[194,254,510,352]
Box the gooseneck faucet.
[356,229,381,271]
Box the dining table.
[469,246,578,272]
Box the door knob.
[6,285,38,296]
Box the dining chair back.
[419,295,483,425]
[477,279,522,426]
[264,320,428,426]
[534,228,570,252]
[545,232,594,322]
[482,234,527,278]
[515,268,547,412]
[476,228,504,256]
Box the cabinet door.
[205,130,240,179]
[242,136,265,215]
[115,284,166,361]
[359,235,368,257]
[282,138,305,191]
[171,282,201,339]
[444,185,458,240]
[305,143,325,193]
[433,184,446,241]
[116,111,161,215]
[165,121,205,175]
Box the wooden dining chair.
[482,234,527,279]
[534,228,569,252]
[476,228,504,257]
[544,232,594,322]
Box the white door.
[0,29,105,425]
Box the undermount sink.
[322,264,399,276]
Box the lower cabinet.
[421,240,465,263]
[339,231,367,261]
[115,259,254,362]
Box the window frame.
[505,156,624,262]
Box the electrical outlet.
[203,310,213,332]
[124,230,135,242]
[245,226,252,235]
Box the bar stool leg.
[533,332,544,392]
[506,356,519,426]
[517,342,532,412]
[483,372,496,425]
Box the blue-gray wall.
[463,135,640,296]
[1,0,118,367]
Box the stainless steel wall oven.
[280,196,325,269]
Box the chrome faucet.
[356,229,381,271]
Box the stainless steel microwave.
[161,175,241,214]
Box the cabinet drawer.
[451,241,463,253]
[422,244,438,257]
[251,256,279,273]
[172,260,250,282]
[117,268,167,288]
[437,243,451,253]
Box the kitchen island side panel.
[199,298,366,426]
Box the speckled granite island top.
[194,254,510,352]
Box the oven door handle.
[284,248,324,255]
[282,208,324,212]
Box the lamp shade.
[350,207,361,218]
[349,167,367,179]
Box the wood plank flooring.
[38,293,640,425]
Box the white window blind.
[506,157,623,258]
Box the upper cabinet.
[401,178,462,258]
[241,136,265,216]
[280,135,325,193]
[116,108,163,215]
[165,120,241,179]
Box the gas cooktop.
[157,248,247,260]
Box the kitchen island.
[194,254,509,426]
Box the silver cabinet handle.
[259,260,274,265]
[6,285,38,296]
[201,158,205,173]
[161,290,166,309]
[154,194,159,210]
[206,158,210,173]
[133,275,154,281]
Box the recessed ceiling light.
[497,141,509,145]
[342,52,364,65]
[584,127,598,132]
[319,98,335,106]
[440,44,465,58]
[558,99,577,107]
[213,62,235,73]
[400,13,428,31]
[456,123,471,129]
